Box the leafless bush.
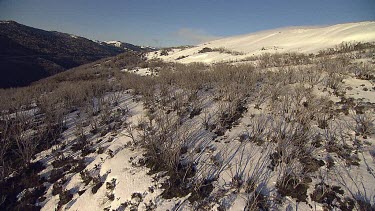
[352,63,375,80]
[274,135,313,202]
[246,115,272,146]
[122,123,137,145]
[255,52,312,68]
[160,49,170,56]
[74,118,86,142]
[352,112,374,136]
[323,72,345,90]
[190,145,239,202]
[229,143,272,192]
[243,145,273,210]
[211,47,244,56]
[200,108,214,130]
[0,123,11,180]
[298,66,323,87]
[12,116,37,166]
[138,111,192,173]
[334,164,375,210]
[253,85,269,109]
[108,91,123,106]
[318,42,375,56]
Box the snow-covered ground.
[34,61,374,210]
[121,68,155,76]
[2,21,375,211]
[149,21,375,63]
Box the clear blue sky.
[0,0,374,47]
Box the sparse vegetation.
[198,47,244,55]
[0,41,374,210]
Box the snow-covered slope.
[152,21,375,63]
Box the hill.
[152,21,375,63]
[0,21,148,88]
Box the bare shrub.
[352,112,374,137]
[12,116,38,166]
[122,123,137,145]
[211,47,244,56]
[160,49,169,56]
[198,47,213,53]
[0,123,11,180]
[334,164,375,210]
[200,108,214,130]
[246,115,272,146]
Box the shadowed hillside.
[0,21,151,88]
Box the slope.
[0,21,144,88]
[153,21,375,63]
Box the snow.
[121,68,155,76]
[343,78,375,102]
[105,41,123,47]
[31,61,375,210]
[10,21,375,211]
[151,21,375,64]
[66,146,161,211]
[39,93,166,211]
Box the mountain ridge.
[0,21,151,88]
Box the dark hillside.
[0,21,150,88]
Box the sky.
[0,0,374,47]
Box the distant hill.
[0,21,149,88]
[154,21,375,63]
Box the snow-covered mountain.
[153,21,375,63]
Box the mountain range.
[0,21,151,88]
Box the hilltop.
[152,21,375,63]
